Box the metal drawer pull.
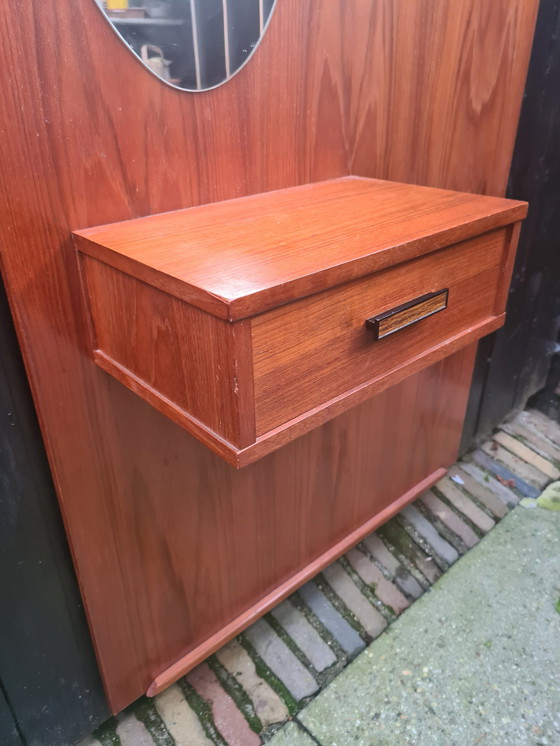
[366,288,449,341]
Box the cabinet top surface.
[74,177,527,320]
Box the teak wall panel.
[0,0,537,711]
[345,0,536,194]
[104,348,476,701]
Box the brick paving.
[399,503,459,566]
[298,581,365,657]
[244,619,319,701]
[83,408,560,746]
[418,490,480,548]
[270,600,336,673]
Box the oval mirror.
[95,0,277,91]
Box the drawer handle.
[366,288,448,341]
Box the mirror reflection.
[95,0,277,91]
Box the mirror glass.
[95,0,277,91]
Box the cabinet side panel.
[82,256,255,448]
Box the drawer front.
[252,228,508,435]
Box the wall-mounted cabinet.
[75,176,526,466]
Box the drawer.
[73,176,526,466]
[252,228,508,434]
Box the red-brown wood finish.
[77,218,522,465]
[74,177,526,321]
[148,463,449,697]
[113,344,477,701]
[80,255,257,451]
[0,0,537,711]
[251,226,514,433]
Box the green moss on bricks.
[414,499,471,554]
[238,635,299,716]
[372,523,410,557]
[337,555,396,623]
[430,484,486,539]
[314,572,368,638]
[377,522,436,584]
[372,530,431,590]
[93,717,121,746]
[513,431,560,472]
[178,678,228,745]
[537,481,560,511]
[265,611,321,679]
[207,655,263,734]
[289,593,346,661]
[132,698,175,746]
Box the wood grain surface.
[81,255,256,451]
[74,176,526,320]
[0,0,537,711]
[80,225,517,465]
[77,185,522,464]
[147,462,449,697]
[253,228,509,434]
[112,346,477,701]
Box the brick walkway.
[80,409,560,746]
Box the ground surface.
[81,409,560,746]
[273,504,560,746]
